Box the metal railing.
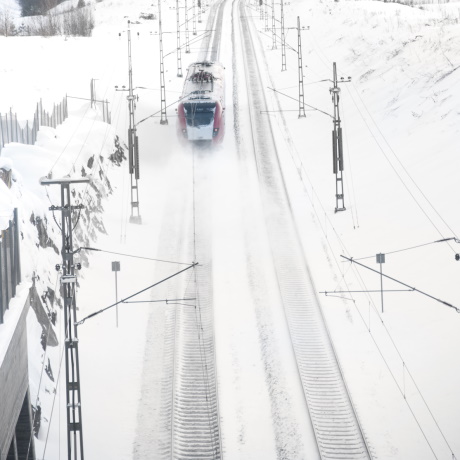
[0,91,111,155]
[0,209,21,324]
[0,98,68,153]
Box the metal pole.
[192,0,197,35]
[176,0,183,77]
[297,16,306,118]
[377,253,385,313]
[271,0,276,49]
[15,113,19,142]
[264,0,268,31]
[40,176,89,460]
[185,0,190,53]
[280,0,286,71]
[10,109,13,142]
[330,62,346,212]
[158,0,168,125]
[126,22,142,224]
[115,270,118,327]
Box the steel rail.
[236,0,373,458]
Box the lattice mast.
[280,0,286,70]
[185,0,190,53]
[126,22,141,223]
[176,0,183,77]
[297,16,306,118]
[330,62,349,212]
[40,177,90,460]
[158,0,168,125]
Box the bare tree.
[0,7,17,36]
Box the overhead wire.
[26,274,59,460]
[354,237,459,261]
[345,84,457,252]
[41,319,67,460]
[345,259,457,457]
[47,35,122,179]
[347,81,458,245]
[76,263,197,326]
[308,18,459,249]
[264,13,457,457]
[340,96,359,229]
[191,145,220,458]
[77,246,193,265]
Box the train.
[177,61,225,144]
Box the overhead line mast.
[330,62,350,213]
[176,0,183,77]
[40,176,89,460]
[159,0,168,124]
[119,21,142,224]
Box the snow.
[0,282,30,364]
[0,0,459,458]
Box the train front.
[177,62,225,145]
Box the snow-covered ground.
[0,0,459,458]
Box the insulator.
[128,128,133,174]
[338,127,344,171]
[134,136,140,180]
[332,130,337,174]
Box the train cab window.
[184,102,216,127]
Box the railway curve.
[233,0,373,458]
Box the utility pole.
[90,79,96,108]
[376,253,385,313]
[192,0,197,35]
[158,0,168,124]
[112,261,120,326]
[197,0,202,23]
[264,0,269,32]
[40,176,89,460]
[297,16,306,118]
[123,22,142,224]
[176,0,183,77]
[330,62,350,213]
[280,0,286,70]
[185,0,190,53]
[271,0,276,49]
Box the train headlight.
[213,128,219,137]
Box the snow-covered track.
[170,243,221,460]
[235,1,373,458]
[168,2,227,458]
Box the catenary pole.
[40,176,89,460]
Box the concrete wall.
[0,291,33,460]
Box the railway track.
[133,2,227,459]
[234,0,373,458]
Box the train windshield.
[184,102,216,127]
